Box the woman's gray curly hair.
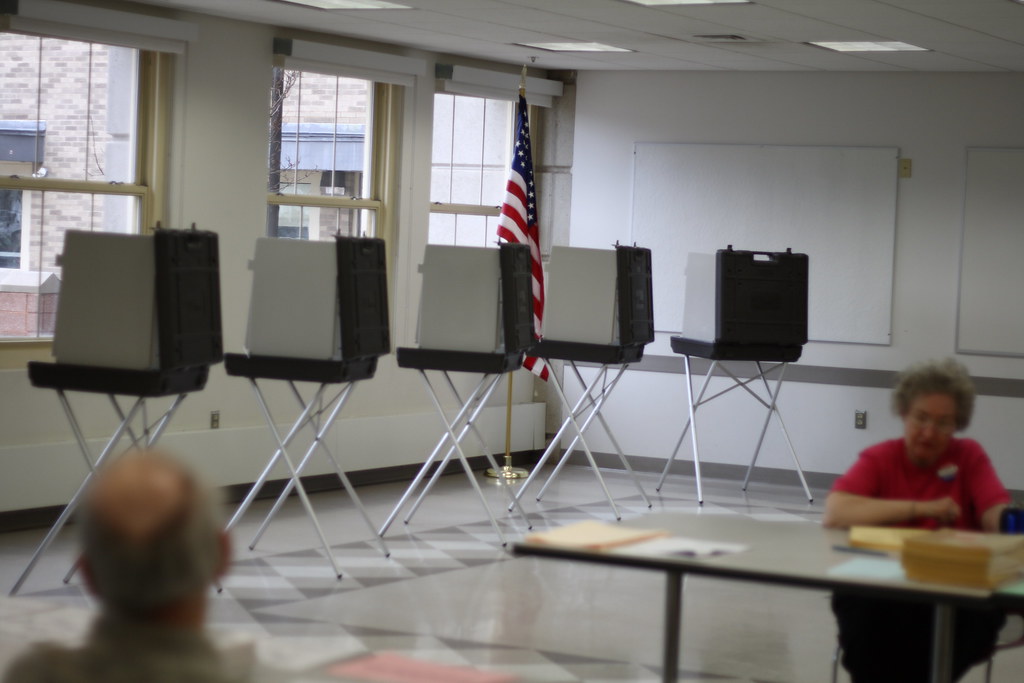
[891,358,975,430]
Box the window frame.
[0,38,171,364]
[266,68,400,244]
[428,92,541,248]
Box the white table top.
[515,513,1017,608]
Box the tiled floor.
[1,466,1021,681]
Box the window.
[267,68,383,240]
[429,93,514,247]
[0,32,164,340]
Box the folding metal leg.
[659,357,812,503]
[11,392,188,595]
[60,394,188,585]
[741,362,813,502]
[515,365,608,504]
[224,382,330,535]
[515,366,607,503]
[380,370,526,546]
[532,362,651,509]
[534,366,627,499]
[378,374,491,537]
[401,372,532,530]
[109,393,187,450]
[244,380,345,577]
[656,358,716,496]
[243,382,347,545]
[654,357,717,503]
[243,381,390,558]
[515,363,629,519]
[681,355,705,503]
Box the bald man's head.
[80,450,226,618]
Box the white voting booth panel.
[543,246,618,344]
[417,245,501,352]
[681,252,716,342]
[246,238,340,360]
[52,232,158,370]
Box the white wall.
[569,71,1024,489]
[0,11,545,513]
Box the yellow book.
[849,526,929,552]
[902,529,1024,560]
[525,520,670,550]
[901,529,1024,589]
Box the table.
[514,513,1003,683]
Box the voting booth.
[379,243,535,547]
[663,246,812,503]
[16,227,222,594]
[516,245,654,520]
[223,236,391,577]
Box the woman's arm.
[822,491,960,529]
[980,503,1008,533]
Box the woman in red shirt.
[824,358,1010,682]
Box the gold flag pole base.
[485,370,530,479]
[485,457,529,480]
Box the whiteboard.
[957,148,1024,357]
[631,143,899,344]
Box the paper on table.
[997,579,1024,596]
[827,557,906,581]
[610,536,747,558]
[524,520,669,550]
[327,652,518,683]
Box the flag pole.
[486,64,532,482]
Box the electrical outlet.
[854,410,867,429]
[210,411,220,429]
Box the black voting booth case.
[665,247,812,503]
[223,236,392,577]
[16,228,223,595]
[518,245,655,520]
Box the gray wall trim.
[562,451,1024,504]
[614,354,1024,399]
[564,449,838,495]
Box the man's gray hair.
[80,454,224,616]
[891,357,976,430]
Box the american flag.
[497,93,548,380]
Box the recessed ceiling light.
[276,0,411,9]
[622,0,751,5]
[517,42,633,52]
[808,41,928,52]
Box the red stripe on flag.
[497,93,546,381]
